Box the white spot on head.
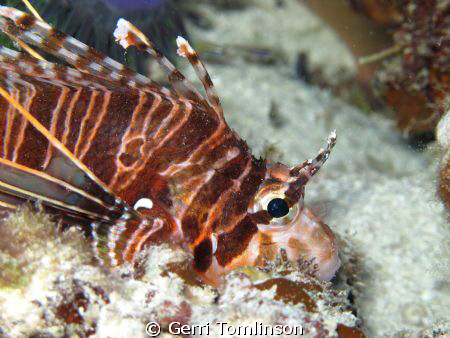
[133,198,153,210]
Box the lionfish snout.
[259,206,340,281]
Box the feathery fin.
[290,130,337,179]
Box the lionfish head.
[247,131,340,281]
[199,132,341,286]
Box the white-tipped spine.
[113,18,132,49]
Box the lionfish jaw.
[275,208,341,281]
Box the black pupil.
[267,198,289,218]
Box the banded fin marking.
[0,46,130,92]
[114,18,206,104]
[176,37,224,120]
[289,130,337,178]
[0,158,117,221]
[0,85,132,217]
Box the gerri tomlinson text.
[163,321,304,336]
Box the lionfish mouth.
[253,205,340,281]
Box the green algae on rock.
[0,207,92,290]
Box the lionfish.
[0,5,340,285]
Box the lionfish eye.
[267,198,289,218]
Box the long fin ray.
[0,46,129,92]
[0,83,136,219]
[0,7,172,96]
[0,158,120,221]
[113,18,207,104]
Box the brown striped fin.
[176,37,224,120]
[0,5,179,270]
[289,130,337,178]
[0,158,119,221]
[285,131,337,206]
[0,46,131,92]
[0,80,158,268]
[0,85,135,219]
[0,6,172,96]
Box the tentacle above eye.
[290,130,337,179]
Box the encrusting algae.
[0,206,92,290]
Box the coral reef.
[0,208,362,337]
[350,0,449,139]
[304,0,449,141]
[0,206,92,290]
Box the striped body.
[0,6,340,285]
